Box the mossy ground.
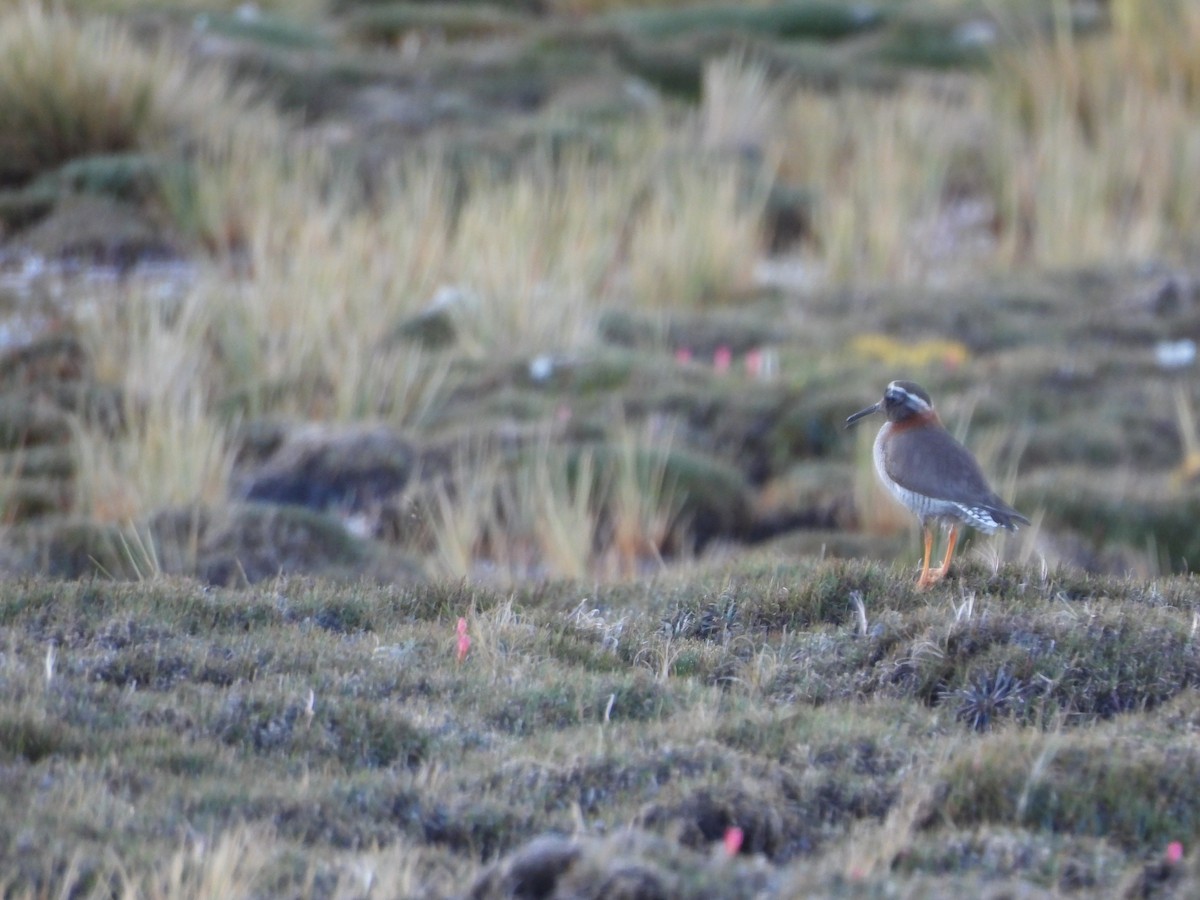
[1,561,1198,897]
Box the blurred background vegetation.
[0,0,1199,583]
[4,3,1200,898]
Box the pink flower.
[722,826,743,858]
[713,345,732,373]
[674,347,693,364]
[744,348,763,378]
[456,617,471,664]
[1167,841,1184,864]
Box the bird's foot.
[916,565,950,590]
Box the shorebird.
[846,380,1029,588]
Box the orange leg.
[919,524,960,589]
[939,525,960,576]
[915,525,936,589]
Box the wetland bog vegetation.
[1,0,1199,896]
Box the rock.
[239,423,417,517]
[180,504,375,586]
[469,834,582,900]
[29,153,168,205]
[12,193,179,267]
[390,307,458,349]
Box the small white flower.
[1156,339,1197,370]
[529,355,555,382]
[954,20,997,47]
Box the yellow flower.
[848,333,970,370]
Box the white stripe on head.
[885,380,933,414]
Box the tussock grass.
[158,112,291,255]
[989,2,1200,267]
[423,419,689,582]
[186,134,761,429]
[0,1,267,187]
[425,448,505,581]
[619,53,775,308]
[72,287,234,522]
[201,150,456,420]
[627,156,766,308]
[770,5,1200,283]
[789,85,975,283]
[528,444,601,582]
[444,152,627,356]
[184,91,770,410]
[596,417,687,577]
[700,52,784,158]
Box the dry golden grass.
[0,1,267,185]
[770,5,1200,283]
[699,52,785,159]
[598,417,685,578]
[181,110,768,420]
[1109,0,1200,101]
[193,148,455,420]
[425,449,505,581]
[72,287,234,523]
[1,821,429,900]
[422,420,686,583]
[528,442,601,582]
[782,83,989,284]
[135,825,276,900]
[627,157,766,308]
[444,152,628,356]
[159,113,292,255]
[990,3,1200,267]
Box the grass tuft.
[0,1,267,188]
[72,287,234,522]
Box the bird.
[845,380,1030,589]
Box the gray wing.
[883,425,1030,527]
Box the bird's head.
[846,380,935,427]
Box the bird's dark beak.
[845,402,881,428]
